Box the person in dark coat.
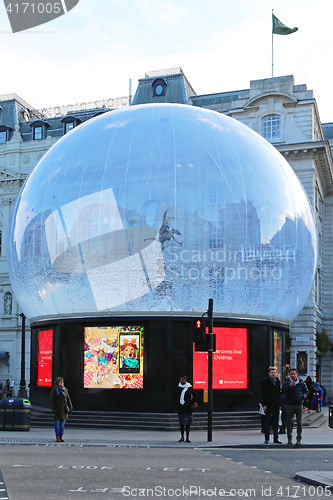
[260,366,282,444]
[281,368,309,446]
[50,376,73,442]
[174,375,198,443]
[5,379,11,398]
[304,376,315,413]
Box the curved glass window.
[262,115,281,142]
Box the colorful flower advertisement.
[84,326,144,389]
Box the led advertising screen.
[274,331,283,379]
[37,329,53,387]
[84,326,144,389]
[193,327,248,389]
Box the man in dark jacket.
[261,366,281,444]
[281,368,309,446]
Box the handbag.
[190,389,198,409]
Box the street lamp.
[18,312,27,399]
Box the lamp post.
[18,312,27,399]
[207,298,213,442]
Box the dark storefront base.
[30,316,287,413]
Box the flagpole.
[272,9,274,78]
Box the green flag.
[272,14,298,35]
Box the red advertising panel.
[37,329,53,387]
[193,327,248,389]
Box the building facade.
[0,68,332,401]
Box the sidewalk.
[0,407,330,448]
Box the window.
[262,115,281,142]
[209,183,223,205]
[209,222,224,249]
[30,120,49,140]
[61,116,81,135]
[33,126,43,140]
[318,190,323,220]
[152,78,167,98]
[0,126,12,144]
[65,122,74,134]
[315,269,322,309]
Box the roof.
[19,108,112,142]
[132,69,196,106]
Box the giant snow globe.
[8,103,317,322]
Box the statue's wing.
[172,229,181,236]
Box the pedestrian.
[5,379,11,398]
[9,378,14,397]
[50,376,73,442]
[313,382,323,412]
[0,382,4,400]
[279,393,287,434]
[260,366,282,444]
[320,384,327,407]
[174,375,198,443]
[304,375,315,413]
[258,403,265,433]
[281,368,309,446]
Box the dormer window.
[0,125,13,144]
[152,78,167,98]
[30,120,50,140]
[65,122,74,134]
[262,115,281,142]
[34,126,43,140]
[61,116,81,134]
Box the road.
[0,445,332,499]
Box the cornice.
[276,141,333,193]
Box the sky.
[1,0,333,122]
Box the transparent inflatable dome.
[8,103,317,322]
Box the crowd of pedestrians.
[260,367,327,446]
[0,379,14,400]
[259,366,327,446]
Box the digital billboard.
[274,331,283,379]
[37,329,53,387]
[193,327,248,389]
[84,326,144,389]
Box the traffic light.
[193,318,208,351]
[193,318,216,352]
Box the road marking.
[12,465,31,468]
